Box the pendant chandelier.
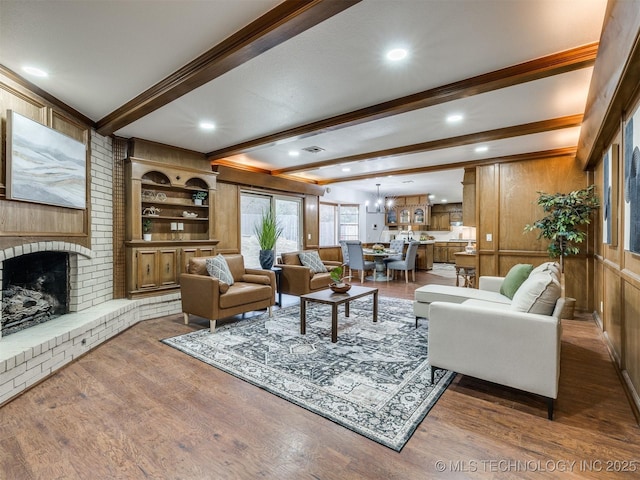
[366,183,394,213]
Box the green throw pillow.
[500,263,534,299]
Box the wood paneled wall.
[0,73,92,250]
[476,155,590,309]
[586,0,640,421]
[213,182,241,254]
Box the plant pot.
[143,233,152,241]
[194,199,203,206]
[561,297,576,319]
[330,282,351,293]
[259,249,275,269]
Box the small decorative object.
[329,266,351,293]
[142,218,152,241]
[143,206,161,216]
[142,190,155,201]
[156,192,167,202]
[372,243,385,253]
[254,209,283,269]
[192,191,207,205]
[182,211,198,218]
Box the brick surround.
[0,131,182,405]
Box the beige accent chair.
[277,251,342,296]
[180,254,275,333]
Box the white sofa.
[416,262,564,419]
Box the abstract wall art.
[6,110,86,209]
[624,105,640,254]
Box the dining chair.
[383,238,405,268]
[386,241,420,283]
[339,240,351,277]
[345,240,375,283]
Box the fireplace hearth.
[1,252,69,336]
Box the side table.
[271,266,282,306]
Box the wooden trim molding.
[207,43,597,160]
[0,65,95,127]
[316,147,578,185]
[96,0,361,136]
[577,0,640,168]
[212,165,325,196]
[275,115,583,175]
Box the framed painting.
[624,104,640,254]
[602,144,618,245]
[6,110,87,209]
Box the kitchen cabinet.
[447,243,466,263]
[417,243,434,270]
[434,242,448,262]
[384,195,431,226]
[430,212,450,231]
[433,242,465,263]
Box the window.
[319,203,359,245]
[319,203,337,246]
[339,205,359,240]
[240,192,302,268]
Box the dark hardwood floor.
[1,267,639,479]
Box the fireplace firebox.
[1,252,70,336]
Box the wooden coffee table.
[300,285,378,343]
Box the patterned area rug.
[162,297,454,451]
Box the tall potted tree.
[254,209,283,269]
[524,185,599,317]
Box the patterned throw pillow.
[205,255,235,285]
[298,251,328,273]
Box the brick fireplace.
[0,242,94,339]
[0,131,181,406]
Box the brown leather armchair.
[276,250,342,296]
[180,254,276,332]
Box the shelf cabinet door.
[158,249,179,286]
[137,250,159,289]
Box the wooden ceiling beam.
[314,147,577,185]
[95,0,361,136]
[207,43,597,160]
[273,115,583,175]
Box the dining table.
[362,248,399,281]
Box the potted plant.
[192,191,207,205]
[142,218,153,241]
[254,209,283,269]
[329,265,352,293]
[524,185,599,316]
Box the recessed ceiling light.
[23,66,48,77]
[475,146,489,153]
[441,199,448,203]
[428,194,436,199]
[386,48,408,61]
[199,121,216,130]
[288,150,300,157]
[341,167,351,172]
[446,114,463,123]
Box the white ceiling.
[0,0,608,204]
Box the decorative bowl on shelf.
[329,283,351,293]
[182,211,198,218]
